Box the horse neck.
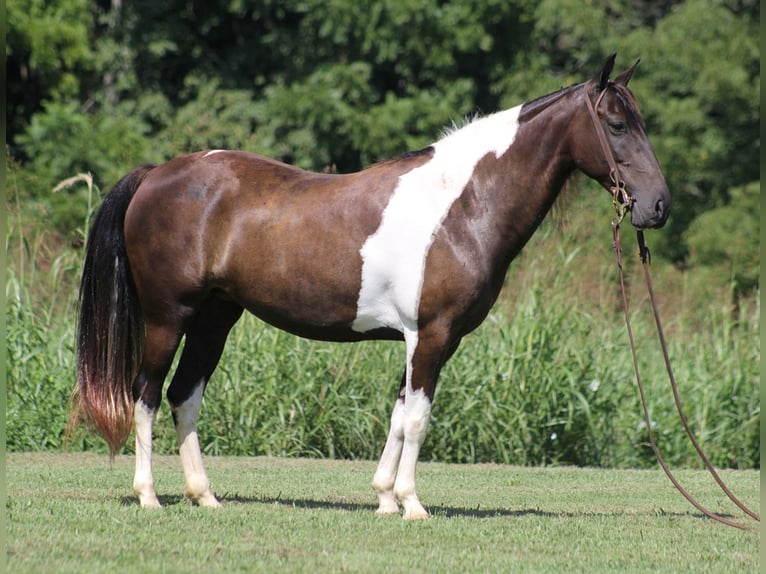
[469,88,582,262]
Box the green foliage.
[160,78,261,155]
[618,0,760,260]
[6,278,78,451]
[683,182,760,295]
[16,101,151,185]
[254,63,476,168]
[5,176,104,452]
[6,0,760,270]
[12,101,151,234]
[254,62,377,169]
[6,0,93,137]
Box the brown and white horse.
[70,55,669,518]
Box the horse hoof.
[402,507,430,520]
[191,493,222,508]
[375,504,400,516]
[139,495,162,509]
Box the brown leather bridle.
[584,86,635,224]
[589,84,759,531]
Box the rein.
[612,225,759,531]
[587,86,759,531]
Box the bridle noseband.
[584,86,635,224]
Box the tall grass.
[5,177,760,468]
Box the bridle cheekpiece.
[584,85,635,224]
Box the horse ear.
[598,53,617,91]
[614,59,640,86]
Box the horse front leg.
[373,328,455,520]
[373,384,432,520]
[372,381,406,515]
[393,383,433,520]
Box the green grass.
[6,453,760,573]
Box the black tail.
[67,165,155,456]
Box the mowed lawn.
[6,453,760,573]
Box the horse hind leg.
[133,321,186,508]
[166,297,243,507]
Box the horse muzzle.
[629,190,671,229]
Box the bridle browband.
[584,85,635,224]
[592,83,759,531]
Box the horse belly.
[218,226,380,340]
[233,280,401,343]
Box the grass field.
[6,453,760,573]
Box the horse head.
[572,54,671,229]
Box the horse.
[69,55,670,519]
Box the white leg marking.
[133,400,161,508]
[372,398,405,514]
[376,330,432,520]
[394,386,432,520]
[174,381,220,507]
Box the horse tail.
[67,164,155,457]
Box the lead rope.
[587,82,758,529]
[612,223,759,531]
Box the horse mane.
[438,112,485,139]
[435,83,585,137]
[518,83,583,121]
[611,83,645,129]
[521,80,645,129]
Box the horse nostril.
[655,199,664,215]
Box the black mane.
[519,83,583,121]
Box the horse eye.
[609,121,628,134]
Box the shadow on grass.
[120,493,725,522]
[242,495,561,519]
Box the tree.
[6,0,760,280]
[6,0,93,150]
[619,0,760,263]
[684,182,760,297]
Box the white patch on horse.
[133,400,160,508]
[395,385,432,519]
[174,380,220,507]
[203,149,226,158]
[352,106,522,333]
